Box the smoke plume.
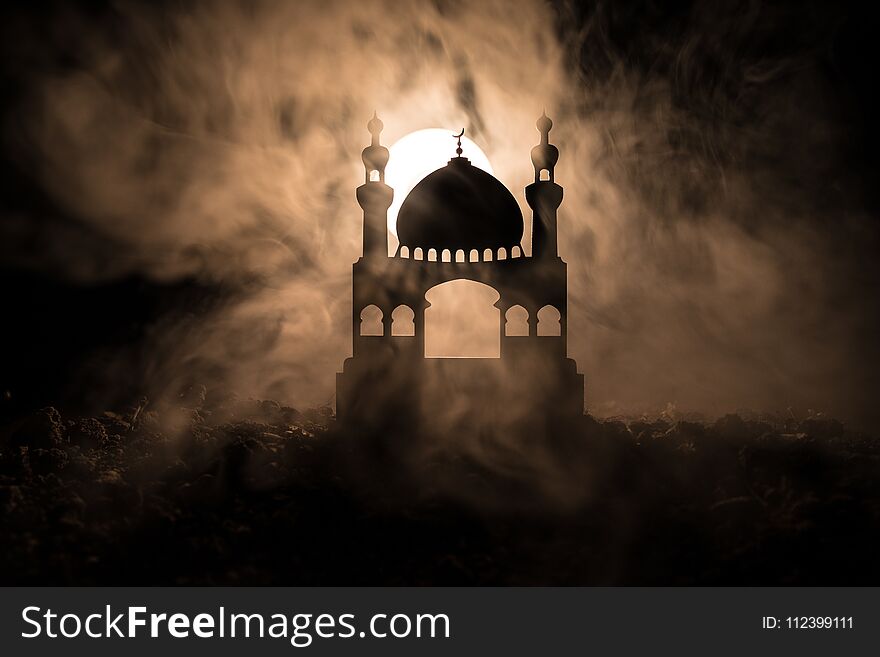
[2,0,878,427]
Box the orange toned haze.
[4,0,879,427]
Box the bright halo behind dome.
[385,129,493,238]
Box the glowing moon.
[385,128,493,237]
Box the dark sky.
[1,0,879,426]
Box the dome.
[396,157,523,252]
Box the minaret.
[526,111,562,259]
[357,112,393,258]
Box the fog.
[3,0,878,427]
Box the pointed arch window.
[359,305,383,336]
[391,305,415,336]
[505,305,529,336]
[537,305,561,336]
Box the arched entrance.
[424,280,500,358]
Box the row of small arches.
[359,304,561,337]
[395,246,523,262]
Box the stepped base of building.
[337,352,584,435]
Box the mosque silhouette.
[337,113,583,431]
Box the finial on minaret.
[453,128,464,157]
[537,110,552,142]
[531,111,559,183]
[362,111,389,184]
[367,111,383,145]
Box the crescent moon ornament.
[453,128,465,156]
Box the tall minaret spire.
[530,110,559,183]
[357,112,393,258]
[526,111,562,259]
[361,111,390,184]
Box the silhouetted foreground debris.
[1,398,878,585]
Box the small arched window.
[428,248,438,262]
[483,248,493,262]
[497,247,508,261]
[360,305,383,336]
[539,169,550,181]
[391,305,415,336]
[469,249,479,262]
[441,249,451,262]
[399,246,410,259]
[505,305,529,336]
[511,245,522,258]
[537,305,561,336]
[369,170,380,182]
[455,249,465,263]
[413,247,424,260]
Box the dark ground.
[1,396,877,585]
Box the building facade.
[337,114,583,431]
